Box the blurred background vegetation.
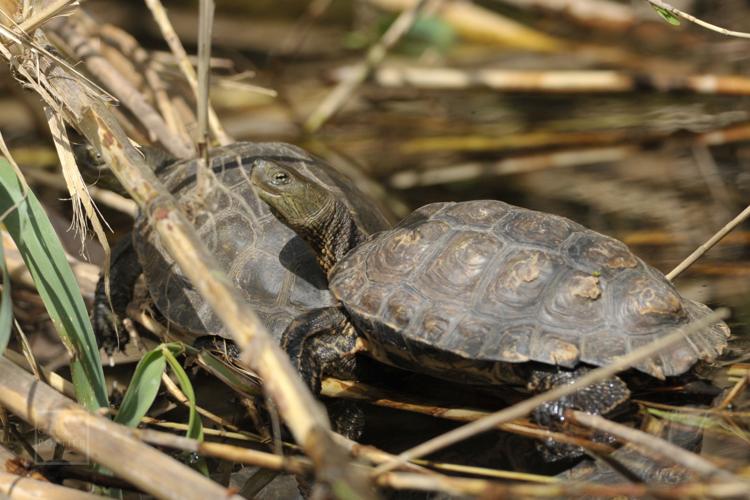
[2,0,750,494]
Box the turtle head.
[250,160,332,229]
[251,160,364,273]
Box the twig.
[136,427,558,491]
[304,0,438,132]
[161,372,241,432]
[376,472,750,498]
[144,0,231,146]
[321,378,614,453]
[666,204,750,280]
[372,308,729,475]
[645,0,750,39]
[195,0,214,197]
[0,357,241,499]
[135,428,310,475]
[717,373,749,410]
[569,411,738,480]
[0,471,105,499]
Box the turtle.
[249,159,730,458]
[92,142,390,356]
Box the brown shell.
[330,200,729,379]
[134,142,389,339]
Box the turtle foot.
[530,367,630,461]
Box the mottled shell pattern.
[330,200,729,380]
[135,142,389,340]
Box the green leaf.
[0,160,108,410]
[162,346,207,474]
[652,5,681,25]
[114,348,166,427]
[0,236,12,355]
[161,346,203,441]
[196,349,262,398]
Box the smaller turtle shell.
[135,142,390,339]
[330,200,729,380]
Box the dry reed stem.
[0,471,105,499]
[357,66,750,95]
[54,16,194,159]
[5,349,75,399]
[144,0,231,146]
[137,428,310,475]
[97,22,193,147]
[570,411,739,480]
[304,0,438,132]
[666,204,750,280]
[373,308,729,475]
[135,427,558,490]
[717,373,749,409]
[0,357,241,499]
[376,471,750,498]
[321,378,614,453]
[19,18,371,496]
[389,146,636,188]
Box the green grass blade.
[0,160,108,410]
[114,348,166,427]
[0,237,12,355]
[162,346,203,441]
[162,346,207,474]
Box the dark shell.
[134,142,389,339]
[330,200,729,379]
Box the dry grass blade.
[145,0,231,145]
[195,0,214,197]
[304,0,439,132]
[667,204,750,280]
[0,357,242,499]
[45,106,112,307]
[19,0,79,33]
[372,308,729,475]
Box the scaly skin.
[250,161,366,275]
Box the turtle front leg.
[92,234,142,354]
[281,306,364,394]
[528,367,630,461]
[281,306,366,439]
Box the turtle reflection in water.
[250,160,729,459]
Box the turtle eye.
[270,170,290,186]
